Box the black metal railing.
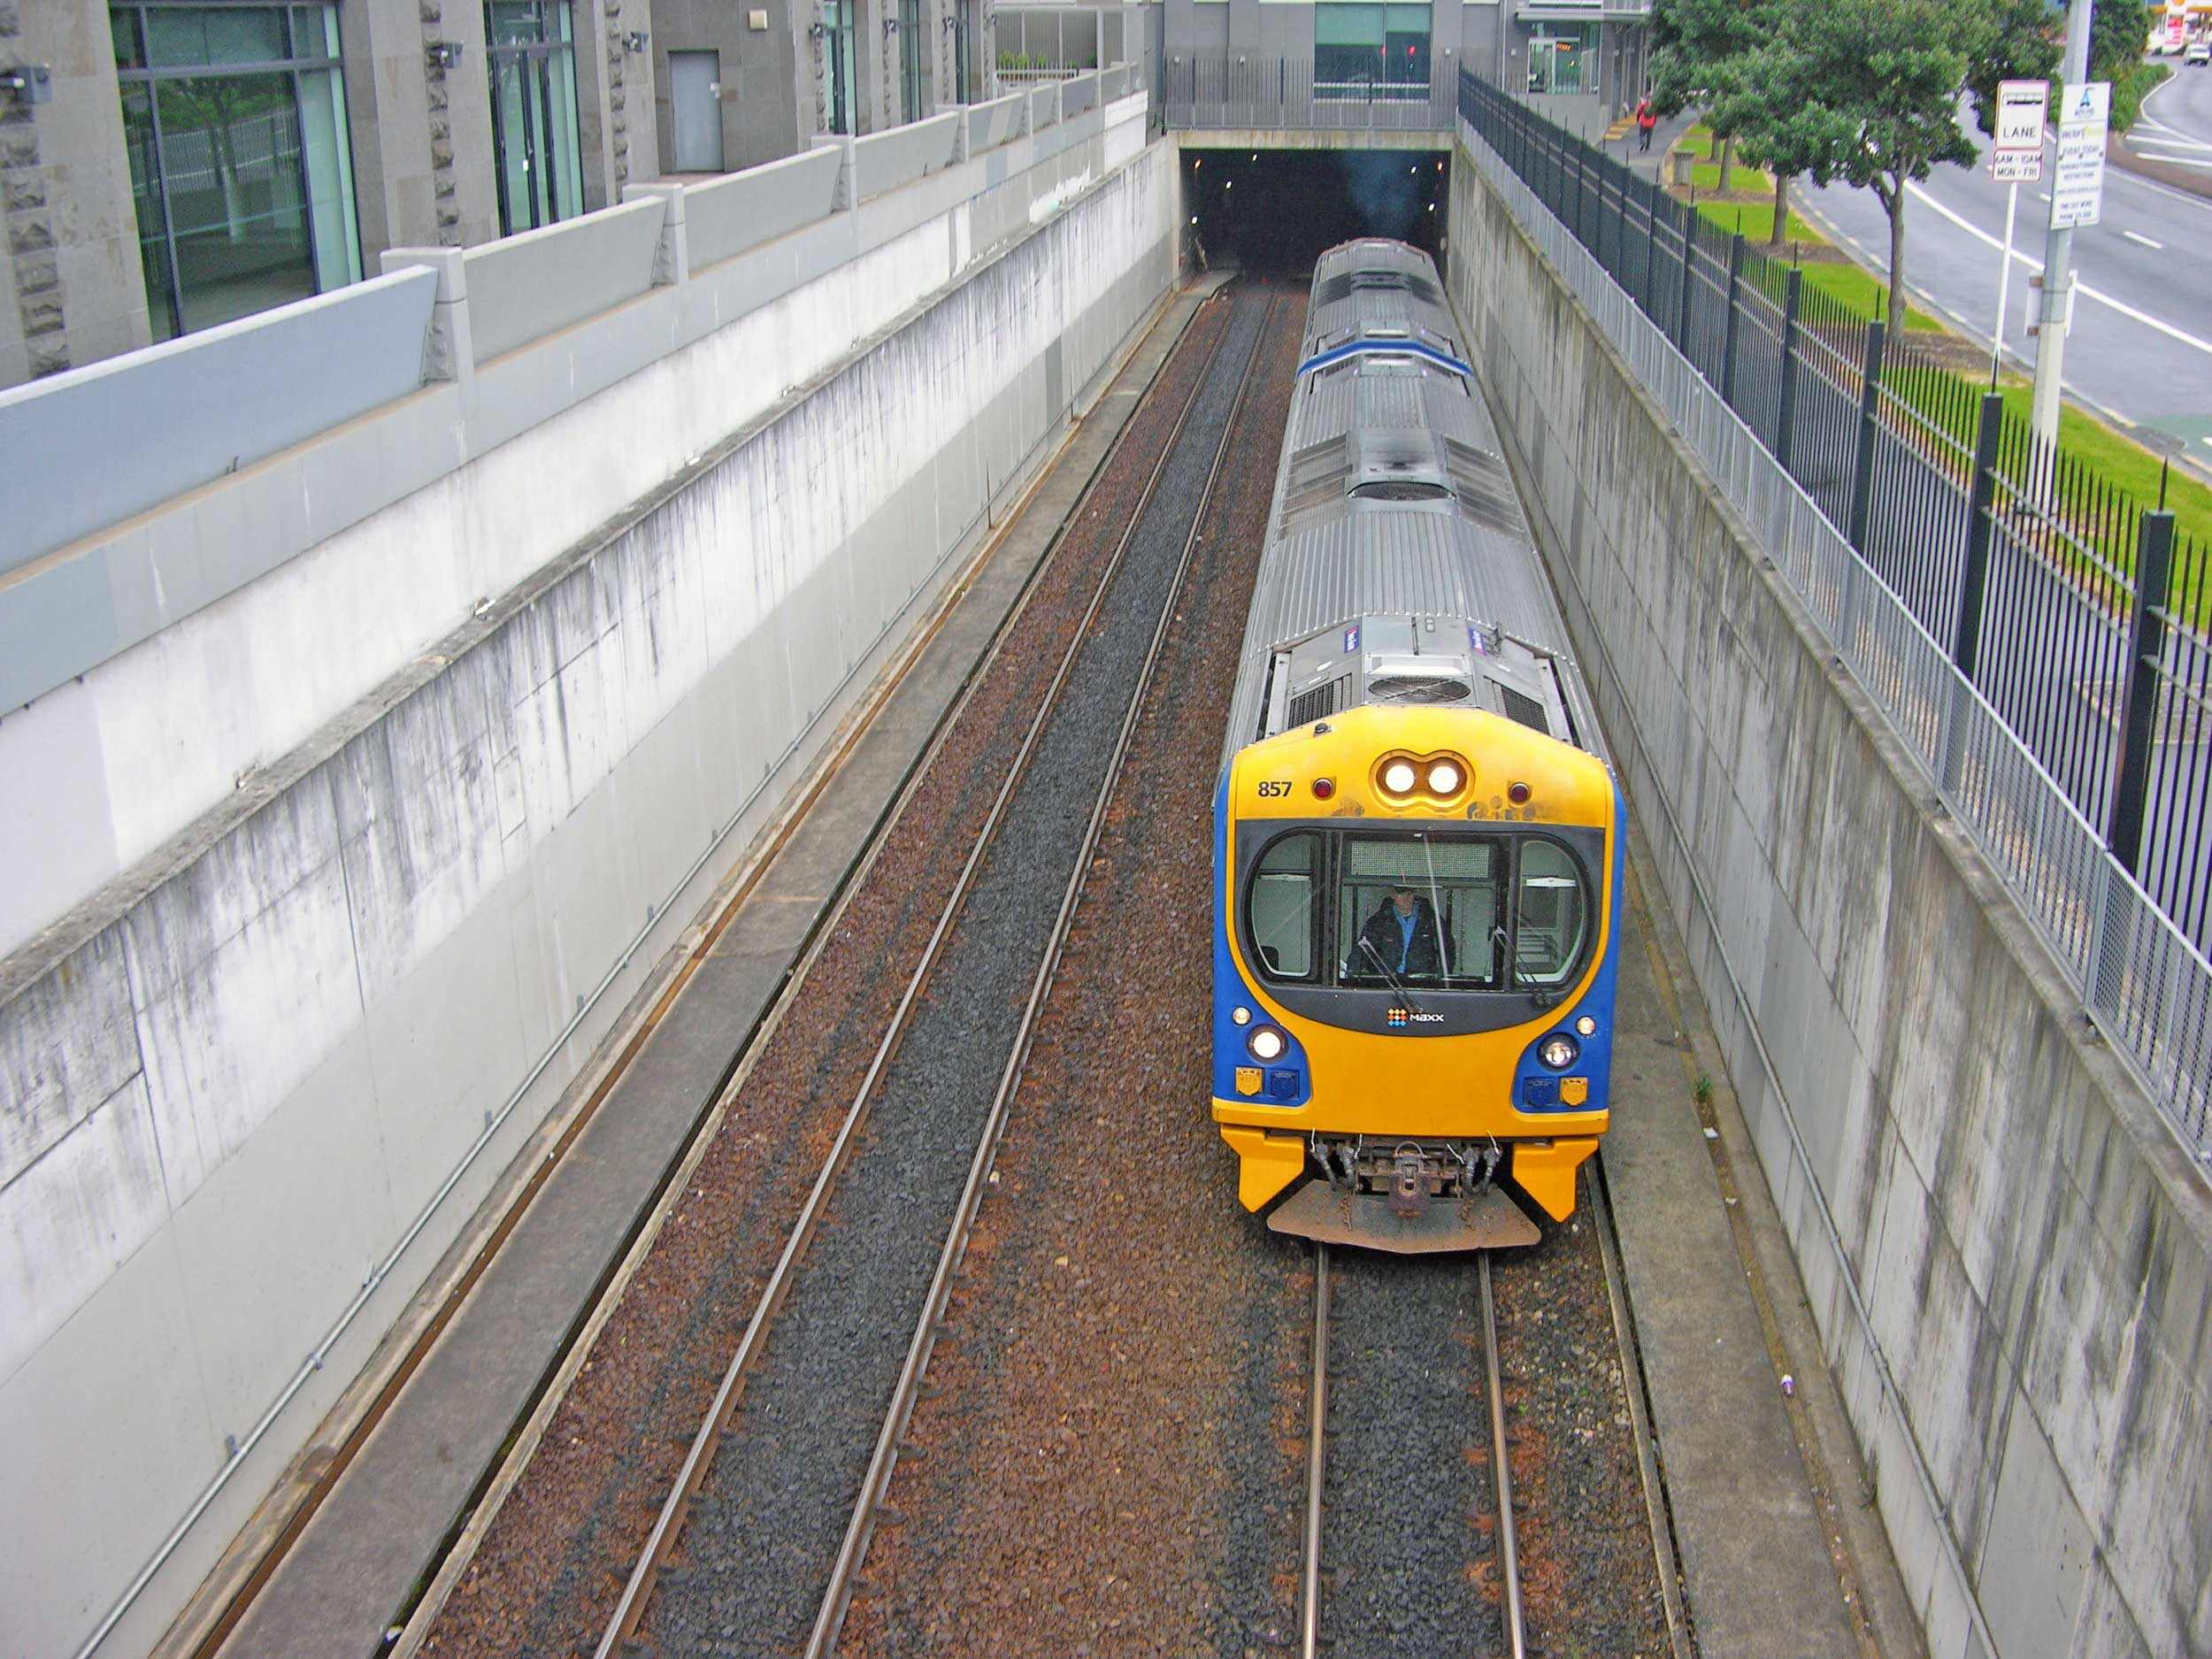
[1164,52,1455,133]
[1461,71,2211,954]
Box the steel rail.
[1479,1254,1527,1659]
[1586,1160,1695,1659]
[1300,1243,1332,1659]
[803,286,1285,1659]
[591,287,1246,1659]
[155,340,1108,1659]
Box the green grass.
[1794,261,1946,331]
[1690,199,1821,247]
[1883,369,2212,617]
[1662,130,2207,616]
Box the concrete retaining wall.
[0,124,1175,1659]
[1445,139,2212,1659]
[0,86,1142,966]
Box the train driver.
[1356,883,1452,980]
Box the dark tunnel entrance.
[1180,147,1450,281]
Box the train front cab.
[1211,703,1623,1253]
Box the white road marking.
[1904,181,2212,361]
[2123,230,2165,249]
[2037,190,2051,201]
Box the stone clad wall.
[1447,138,2212,1659]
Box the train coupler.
[1268,1138,1538,1254]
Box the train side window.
[1514,840,1591,986]
[1249,833,1320,979]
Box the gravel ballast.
[417,296,1239,1659]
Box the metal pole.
[1954,393,2006,680]
[2108,511,2176,876]
[1719,232,1746,406]
[2031,0,2096,447]
[1992,180,2019,382]
[1675,204,1694,349]
[1847,318,1887,552]
[1776,267,1803,472]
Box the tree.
[1736,0,1978,338]
[1648,0,1775,192]
[1959,0,2062,137]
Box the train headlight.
[1538,1033,1579,1071]
[1248,1025,1287,1062]
[1576,1015,1597,1037]
[1426,760,1463,795]
[1381,759,1417,794]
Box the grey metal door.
[670,50,724,171]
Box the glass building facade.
[1314,3,1432,100]
[486,1,586,234]
[113,4,363,342]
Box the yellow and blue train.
[1212,242,1624,1252]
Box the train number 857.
[1256,780,1294,798]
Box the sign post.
[1989,79,2047,380]
[2031,35,2106,457]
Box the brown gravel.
[833,280,1310,1659]
[834,269,1678,1659]
[417,294,1237,1659]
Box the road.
[1793,78,2212,480]
[2131,56,2212,175]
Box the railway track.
[584,286,1280,1658]
[1300,1247,1524,1659]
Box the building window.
[487,1,585,234]
[899,0,925,123]
[822,0,858,133]
[112,4,363,343]
[1526,22,1596,95]
[1315,3,1431,100]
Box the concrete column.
[0,0,150,386]
[380,246,474,388]
[621,181,689,284]
[340,0,436,256]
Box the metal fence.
[1164,52,1455,134]
[1457,72,2211,1161]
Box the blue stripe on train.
[1295,339,1473,380]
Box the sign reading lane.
[1994,79,2048,155]
[2051,81,2109,229]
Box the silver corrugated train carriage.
[1210,241,1625,1253]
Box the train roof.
[1224,244,1603,770]
[1301,240,1466,372]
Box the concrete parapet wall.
[461,197,669,363]
[0,84,1149,965]
[684,147,848,271]
[0,130,1175,1659]
[0,270,437,582]
[854,110,964,203]
[1446,145,2212,1659]
[966,91,1027,156]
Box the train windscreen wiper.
[1357,934,1425,1017]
